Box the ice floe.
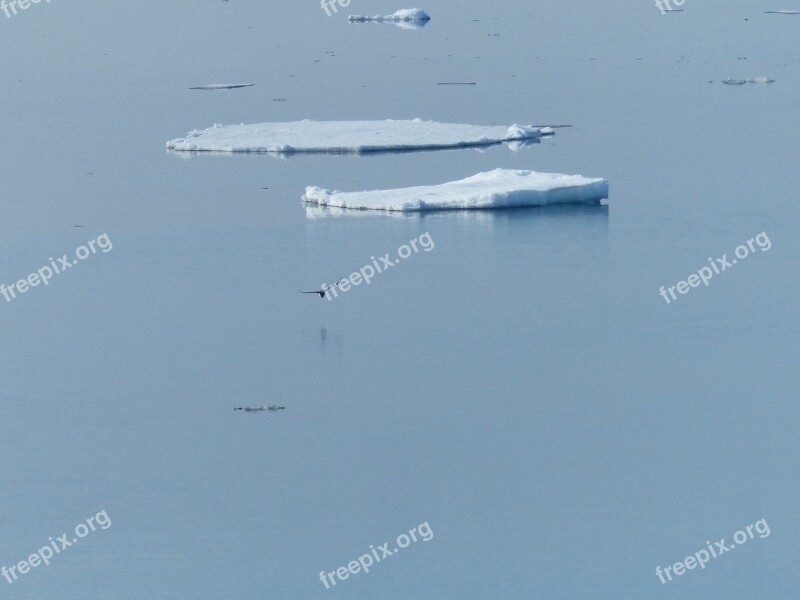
[348,8,430,22]
[166,119,552,154]
[189,83,255,90]
[302,169,608,212]
[764,9,800,14]
[722,77,775,85]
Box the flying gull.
[300,279,343,299]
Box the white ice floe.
[722,77,775,85]
[764,10,800,14]
[348,8,430,22]
[302,169,608,212]
[189,83,255,90]
[166,119,552,154]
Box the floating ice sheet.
[348,9,430,22]
[302,169,609,212]
[722,77,775,85]
[189,84,255,90]
[166,120,552,154]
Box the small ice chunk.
[348,8,431,22]
[189,83,255,90]
[302,168,608,212]
[166,119,552,154]
[723,77,775,85]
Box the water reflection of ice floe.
[305,201,609,224]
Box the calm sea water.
[1,1,798,598]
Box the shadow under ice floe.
[302,168,609,212]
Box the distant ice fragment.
[302,168,608,212]
[166,119,552,154]
[189,83,255,90]
[348,8,431,22]
[723,77,775,85]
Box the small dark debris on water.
[273,98,287,102]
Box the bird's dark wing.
[300,290,322,294]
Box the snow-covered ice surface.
[166,120,552,154]
[722,77,775,85]
[348,8,430,22]
[188,83,255,90]
[302,169,609,212]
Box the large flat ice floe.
[166,120,552,154]
[302,169,609,212]
[348,9,430,22]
